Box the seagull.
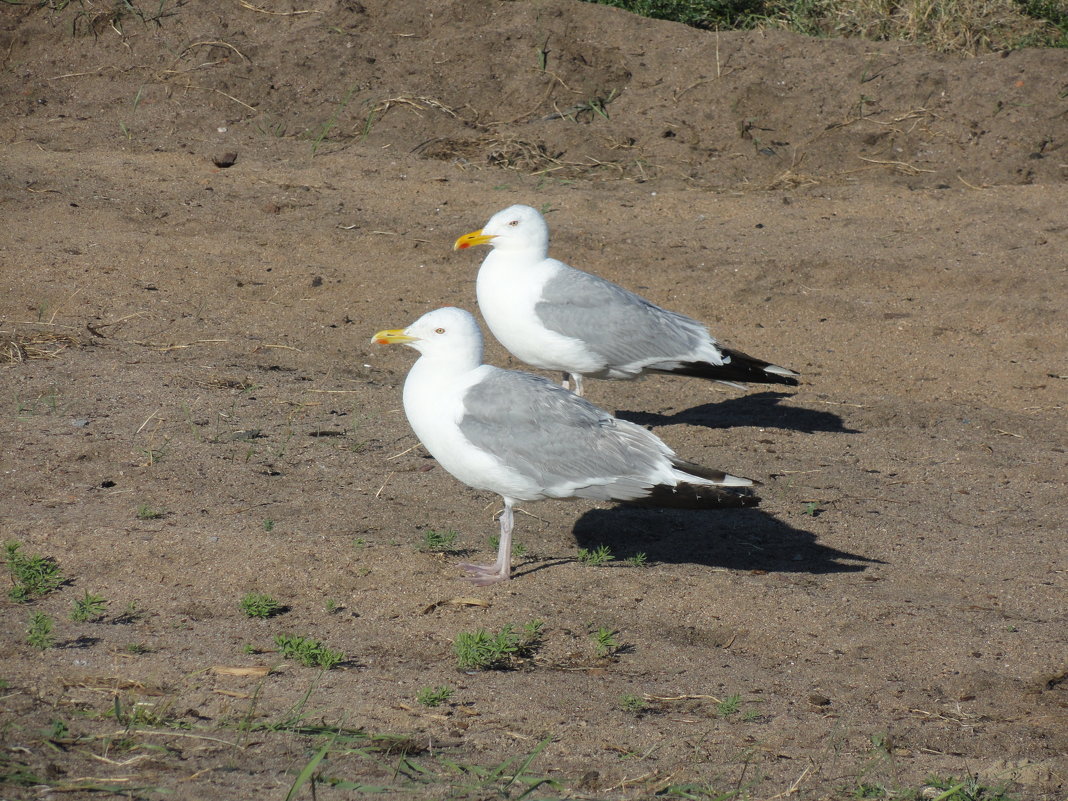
[372,307,759,585]
[454,204,800,396]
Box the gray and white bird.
[454,204,799,396]
[372,307,758,585]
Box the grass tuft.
[70,591,108,622]
[416,685,455,707]
[135,503,164,520]
[26,612,55,649]
[454,620,544,670]
[310,83,359,155]
[421,528,460,553]
[620,693,648,713]
[715,693,744,717]
[436,734,558,797]
[591,626,622,657]
[274,634,346,669]
[577,544,613,566]
[240,592,286,618]
[5,541,64,602]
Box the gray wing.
[535,266,718,369]
[458,369,668,501]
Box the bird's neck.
[488,241,549,262]
[405,349,481,400]
[478,248,558,295]
[403,354,485,445]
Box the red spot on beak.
[457,242,470,249]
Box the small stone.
[808,693,831,706]
[212,151,238,168]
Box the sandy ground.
[1,1,1066,799]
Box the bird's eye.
[435,327,445,334]
[508,219,518,226]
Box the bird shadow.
[615,391,860,434]
[569,504,881,575]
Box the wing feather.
[458,369,672,500]
[534,267,719,373]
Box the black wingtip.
[670,457,761,487]
[653,348,800,387]
[627,483,761,510]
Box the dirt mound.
[4,0,1066,188]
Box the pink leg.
[459,500,514,585]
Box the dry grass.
[414,134,656,180]
[373,93,652,180]
[767,0,1063,53]
[1,328,81,364]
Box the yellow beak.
[370,328,418,346]
[454,228,496,251]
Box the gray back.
[458,369,668,500]
[535,267,710,366]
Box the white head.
[371,306,484,367]
[453,204,550,256]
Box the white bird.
[372,307,759,585]
[454,204,800,396]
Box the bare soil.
[1,1,1066,799]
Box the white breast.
[476,253,605,374]
[402,361,539,500]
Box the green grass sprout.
[240,593,286,618]
[577,544,613,566]
[274,634,346,669]
[70,591,108,622]
[5,541,63,602]
[416,686,455,707]
[26,612,55,649]
[454,620,543,670]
